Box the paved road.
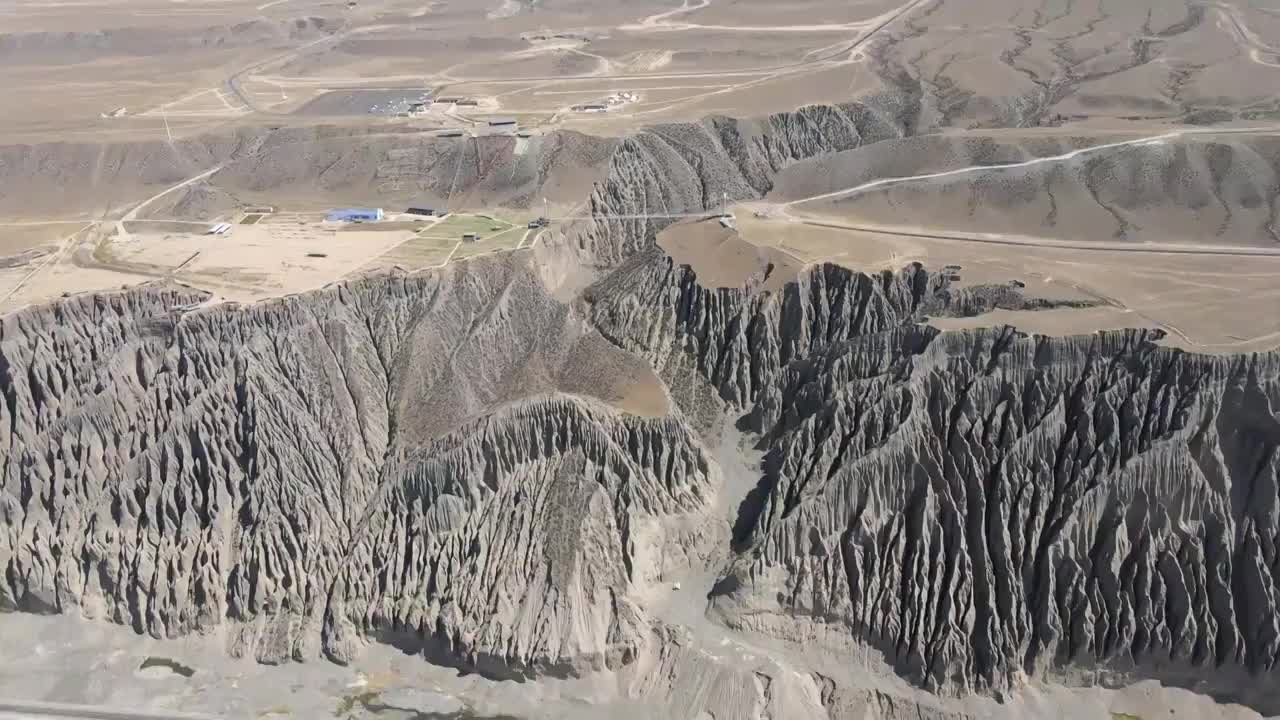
[121,166,224,226]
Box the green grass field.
[419,213,513,241]
[452,226,528,261]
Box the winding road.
[116,165,224,241]
[785,133,1181,208]
[785,124,1280,210]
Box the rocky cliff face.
[585,241,1280,712]
[0,256,715,675]
[721,324,1280,707]
[326,394,713,677]
[587,247,940,410]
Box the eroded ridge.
[589,245,1280,709]
[0,260,715,675]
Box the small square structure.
[326,208,385,223]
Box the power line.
[550,212,722,221]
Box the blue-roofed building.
[326,208,384,223]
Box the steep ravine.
[585,242,1280,713]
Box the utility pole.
[543,197,548,221]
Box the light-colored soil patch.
[103,222,413,302]
[557,330,672,419]
[0,212,538,314]
[0,223,85,255]
[0,263,152,315]
[372,235,458,270]
[735,213,908,269]
[657,218,802,291]
[104,231,211,269]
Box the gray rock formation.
[326,394,713,678]
[587,247,940,410]
[584,241,1280,712]
[0,256,715,676]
